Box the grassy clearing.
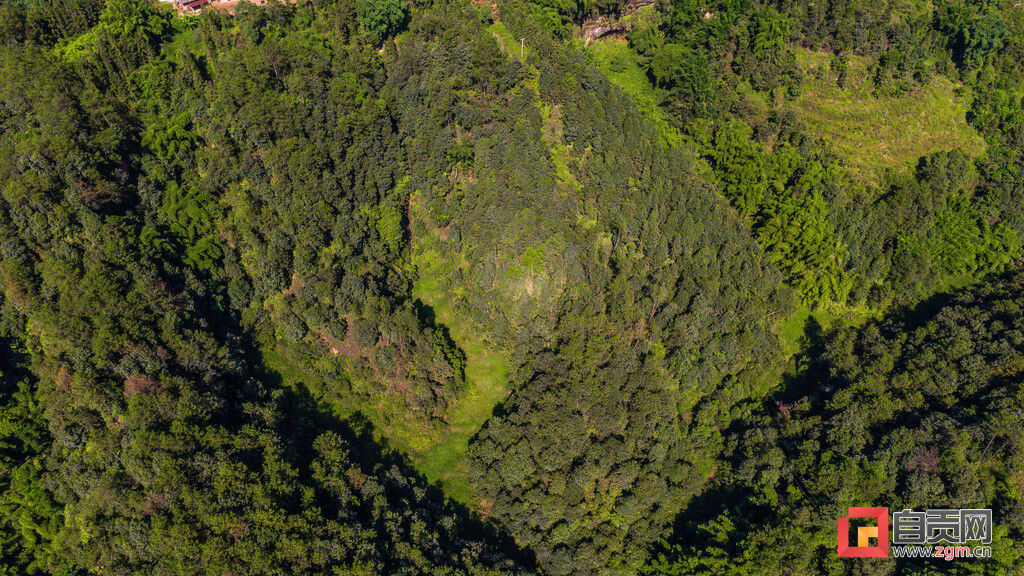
[586,37,682,147]
[791,47,986,183]
[259,273,510,506]
[489,21,528,63]
[493,18,587,206]
[408,236,512,503]
[776,300,880,359]
[539,102,585,195]
[254,188,515,505]
[411,272,511,501]
[491,19,567,187]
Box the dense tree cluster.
[613,0,1024,309]
[0,0,794,571]
[456,4,792,574]
[0,0,536,573]
[648,271,1024,574]
[1,0,1023,573]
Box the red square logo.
[838,507,889,558]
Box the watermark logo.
[892,508,992,544]
[837,507,993,560]
[837,507,889,558]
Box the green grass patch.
[260,326,496,502]
[489,21,528,63]
[791,47,986,183]
[586,37,682,148]
[539,102,584,195]
[256,193,515,505]
[409,240,512,503]
[493,20,583,198]
[776,300,880,359]
[258,318,468,495]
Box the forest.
[0,0,1022,573]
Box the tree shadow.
[259,357,537,574]
[666,483,773,542]
[770,313,831,405]
[413,297,437,326]
[185,281,537,574]
[655,271,1023,565]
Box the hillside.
[1,0,1023,573]
[649,270,1024,574]
[789,47,986,182]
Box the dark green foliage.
[648,272,1024,574]
[0,0,105,45]
[1,0,1024,573]
[618,0,1024,310]
[647,43,715,119]
[954,12,1006,70]
[526,0,623,25]
[357,0,407,44]
[458,4,791,574]
[0,1,533,574]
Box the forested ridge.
[0,0,1022,573]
